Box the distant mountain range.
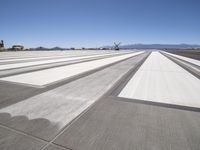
[103,44,200,49]
[30,47,67,50]
[28,44,200,50]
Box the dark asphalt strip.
[0,52,133,78]
[0,52,147,109]
[0,52,116,65]
[114,96,200,112]
[161,52,200,80]
[109,51,151,96]
[53,94,200,150]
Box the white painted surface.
[0,52,126,70]
[0,51,144,86]
[0,51,119,64]
[0,50,118,61]
[163,51,200,66]
[0,55,70,63]
[119,52,200,108]
[0,54,140,134]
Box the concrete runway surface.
[0,51,143,86]
[119,51,200,108]
[0,50,199,150]
[162,51,200,67]
[0,52,130,70]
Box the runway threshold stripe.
[0,51,144,86]
[0,54,73,63]
[0,52,126,70]
[118,51,200,108]
[0,51,118,65]
[162,51,200,67]
[0,51,117,64]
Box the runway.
[0,51,143,86]
[0,51,130,70]
[162,51,200,66]
[119,51,200,108]
[0,50,199,150]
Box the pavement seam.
[0,52,131,77]
[112,96,200,112]
[0,123,71,150]
[0,52,139,88]
[50,143,73,150]
[109,52,151,96]
[0,52,147,150]
[40,52,149,150]
[0,123,49,143]
[161,52,200,80]
[0,52,117,65]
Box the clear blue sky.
[1,0,200,48]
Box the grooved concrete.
[0,52,148,141]
[0,126,45,150]
[0,52,131,77]
[0,52,127,70]
[54,97,200,150]
[0,52,144,86]
[163,51,200,66]
[44,145,70,150]
[1,50,199,150]
[161,52,200,78]
[119,51,200,108]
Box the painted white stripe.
[119,52,200,108]
[0,54,139,139]
[163,51,200,66]
[0,51,144,86]
[0,54,77,63]
[0,52,126,70]
[0,51,116,64]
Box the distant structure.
[0,40,4,48]
[12,44,24,50]
[114,42,121,50]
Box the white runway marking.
[0,52,127,70]
[119,51,200,108]
[0,51,118,64]
[0,52,144,86]
[163,51,200,66]
[0,55,70,63]
[0,54,141,139]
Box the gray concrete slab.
[54,96,200,150]
[0,52,148,141]
[0,50,121,62]
[0,52,127,70]
[0,52,144,86]
[162,51,200,66]
[0,82,40,109]
[44,144,69,150]
[161,51,200,79]
[0,126,46,150]
[0,51,132,78]
[119,51,200,108]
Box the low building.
[12,44,24,50]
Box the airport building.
[0,40,4,49]
[12,44,24,50]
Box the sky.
[1,0,200,48]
